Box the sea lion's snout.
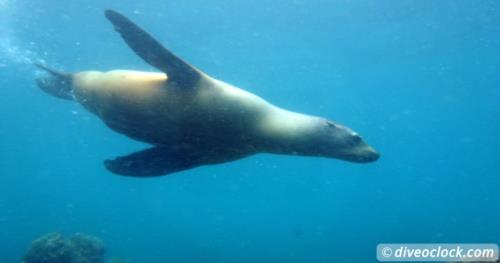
[312,120,380,163]
[350,145,380,163]
[333,138,380,164]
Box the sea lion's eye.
[326,121,336,128]
[352,134,362,143]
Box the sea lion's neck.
[258,107,322,154]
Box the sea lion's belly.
[72,71,270,146]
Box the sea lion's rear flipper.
[34,63,74,100]
[104,9,202,89]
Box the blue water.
[1,1,499,262]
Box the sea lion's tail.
[34,63,74,100]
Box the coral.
[69,233,105,263]
[22,232,106,263]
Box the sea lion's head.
[311,119,380,163]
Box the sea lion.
[35,10,379,177]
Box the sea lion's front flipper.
[105,9,201,89]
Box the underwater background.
[0,0,499,262]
